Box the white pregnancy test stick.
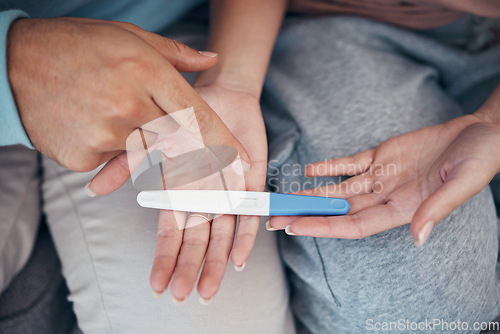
[137,190,349,216]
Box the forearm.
[195,0,288,97]
[433,0,500,17]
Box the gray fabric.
[262,15,500,334]
[0,145,40,294]
[2,9,500,334]
[41,158,294,334]
[0,223,79,334]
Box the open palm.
[149,83,268,302]
[269,113,500,246]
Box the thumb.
[147,37,218,72]
[116,22,218,72]
[410,167,485,247]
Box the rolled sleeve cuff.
[0,10,33,148]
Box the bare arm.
[149,0,288,301]
[432,0,500,17]
[195,0,288,96]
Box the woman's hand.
[145,0,284,303]
[149,84,268,302]
[269,112,500,246]
[194,84,268,266]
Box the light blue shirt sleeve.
[0,9,33,148]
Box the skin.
[433,0,500,17]
[269,87,500,247]
[7,16,259,302]
[7,17,250,185]
[150,84,268,302]
[145,0,500,302]
[267,1,500,246]
[9,3,287,303]
[148,0,288,303]
[142,0,498,306]
[14,1,498,307]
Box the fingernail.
[415,220,434,247]
[198,51,218,57]
[172,295,186,305]
[84,182,96,197]
[152,290,164,298]
[199,296,213,305]
[285,226,296,236]
[265,220,277,231]
[234,262,246,272]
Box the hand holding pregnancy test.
[128,111,348,223]
[125,111,348,304]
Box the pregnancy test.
[137,190,350,216]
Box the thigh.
[0,145,40,293]
[264,16,500,334]
[265,16,466,162]
[41,157,294,334]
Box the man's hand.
[7,17,251,193]
[268,112,500,246]
[149,84,268,302]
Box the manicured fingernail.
[234,262,246,272]
[199,296,213,305]
[198,51,217,57]
[84,182,96,197]
[415,220,434,247]
[285,226,296,236]
[266,220,277,231]
[152,290,164,298]
[172,295,186,305]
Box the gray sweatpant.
[262,15,500,334]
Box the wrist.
[474,85,500,128]
[194,68,262,99]
[474,108,500,129]
[471,110,500,174]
